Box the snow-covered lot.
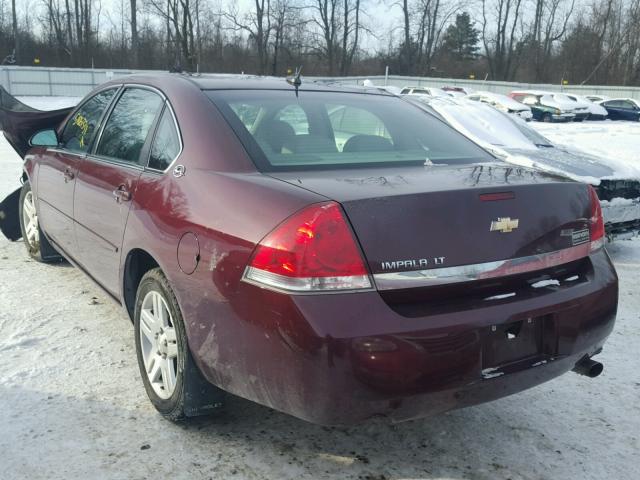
[1,101,639,479]
[534,121,640,166]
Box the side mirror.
[29,129,59,147]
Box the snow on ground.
[1,99,640,480]
[533,120,640,176]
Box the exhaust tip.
[572,357,604,378]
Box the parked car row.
[370,81,640,123]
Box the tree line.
[1,0,640,86]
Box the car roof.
[103,72,394,96]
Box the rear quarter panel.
[117,81,326,373]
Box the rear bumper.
[191,249,617,425]
[573,112,590,121]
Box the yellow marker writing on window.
[73,114,90,148]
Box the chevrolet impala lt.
[0,75,618,425]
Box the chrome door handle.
[112,186,131,203]
[63,168,75,183]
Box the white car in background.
[550,93,591,121]
[466,91,533,121]
[564,93,608,120]
[400,86,449,98]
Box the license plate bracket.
[483,315,549,369]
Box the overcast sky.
[17,0,404,53]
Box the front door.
[73,87,165,295]
[36,88,118,255]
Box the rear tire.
[542,113,552,123]
[18,182,43,261]
[134,268,223,421]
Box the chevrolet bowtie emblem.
[490,217,519,233]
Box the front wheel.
[542,113,552,123]
[19,182,42,261]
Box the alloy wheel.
[22,191,39,247]
[139,290,179,399]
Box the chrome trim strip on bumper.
[373,242,594,290]
[243,266,374,294]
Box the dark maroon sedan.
[0,75,617,425]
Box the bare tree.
[223,1,272,74]
[148,0,197,70]
[270,0,305,74]
[11,0,18,60]
[529,0,575,81]
[130,0,138,66]
[339,0,361,74]
[311,0,340,74]
[480,0,525,80]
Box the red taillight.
[244,201,371,292]
[588,185,605,251]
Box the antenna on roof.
[286,66,303,97]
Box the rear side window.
[61,89,117,153]
[96,88,164,164]
[208,90,494,172]
[149,108,181,171]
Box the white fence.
[312,75,640,99]
[0,66,141,96]
[1,66,640,99]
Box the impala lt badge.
[490,217,519,233]
[380,256,446,271]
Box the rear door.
[604,100,625,120]
[36,88,118,255]
[73,86,164,295]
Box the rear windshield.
[207,90,494,172]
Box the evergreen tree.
[441,13,480,61]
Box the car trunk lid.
[269,164,592,284]
[0,86,74,158]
